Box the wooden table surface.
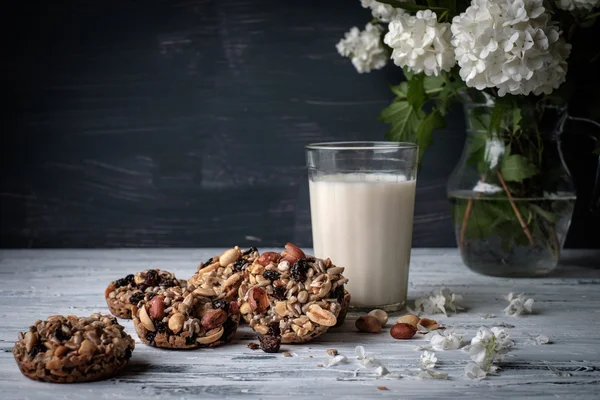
[1,248,600,399]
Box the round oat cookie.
[13,313,135,383]
[237,243,349,343]
[104,269,185,319]
[132,285,240,349]
[187,246,259,302]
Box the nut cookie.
[335,289,352,328]
[13,313,134,383]
[132,285,240,349]
[187,246,259,301]
[104,269,185,319]
[238,243,349,343]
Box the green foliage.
[380,101,421,142]
[380,70,460,157]
[407,74,426,112]
[500,153,539,183]
[416,110,445,160]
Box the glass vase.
[447,102,578,277]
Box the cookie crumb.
[247,342,260,350]
[326,349,338,356]
[377,386,389,391]
[282,352,293,357]
[317,364,324,368]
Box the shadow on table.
[546,250,600,278]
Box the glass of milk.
[306,142,418,312]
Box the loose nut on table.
[418,317,441,330]
[390,323,417,339]
[355,315,382,333]
[367,309,388,326]
[396,314,420,327]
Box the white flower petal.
[429,330,463,351]
[418,370,449,380]
[555,0,599,11]
[360,358,380,369]
[468,343,488,364]
[420,351,438,370]
[465,362,488,380]
[529,334,551,345]
[412,287,463,315]
[355,345,366,360]
[324,355,347,368]
[504,293,535,316]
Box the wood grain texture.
[1,0,599,249]
[1,248,600,399]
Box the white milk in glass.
[309,173,416,308]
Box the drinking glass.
[306,141,418,311]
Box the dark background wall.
[1,0,599,249]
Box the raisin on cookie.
[237,243,349,343]
[13,313,135,383]
[187,246,259,301]
[132,285,240,349]
[104,269,184,319]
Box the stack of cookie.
[13,243,350,383]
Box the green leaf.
[529,204,558,223]
[380,100,422,142]
[465,106,491,131]
[500,154,539,182]
[488,100,507,134]
[407,73,426,112]
[465,132,488,167]
[415,109,445,160]
[512,108,522,134]
[402,67,415,80]
[376,0,448,12]
[423,75,445,91]
[389,82,408,99]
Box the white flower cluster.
[360,0,401,22]
[464,327,514,380]
[555,0,600,10]
[411,287,464,315]
[451,0,571,96]
[384,10,456,76]
[336,23,388,73]
[504,292,535,316]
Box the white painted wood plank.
[1,249,599,399]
